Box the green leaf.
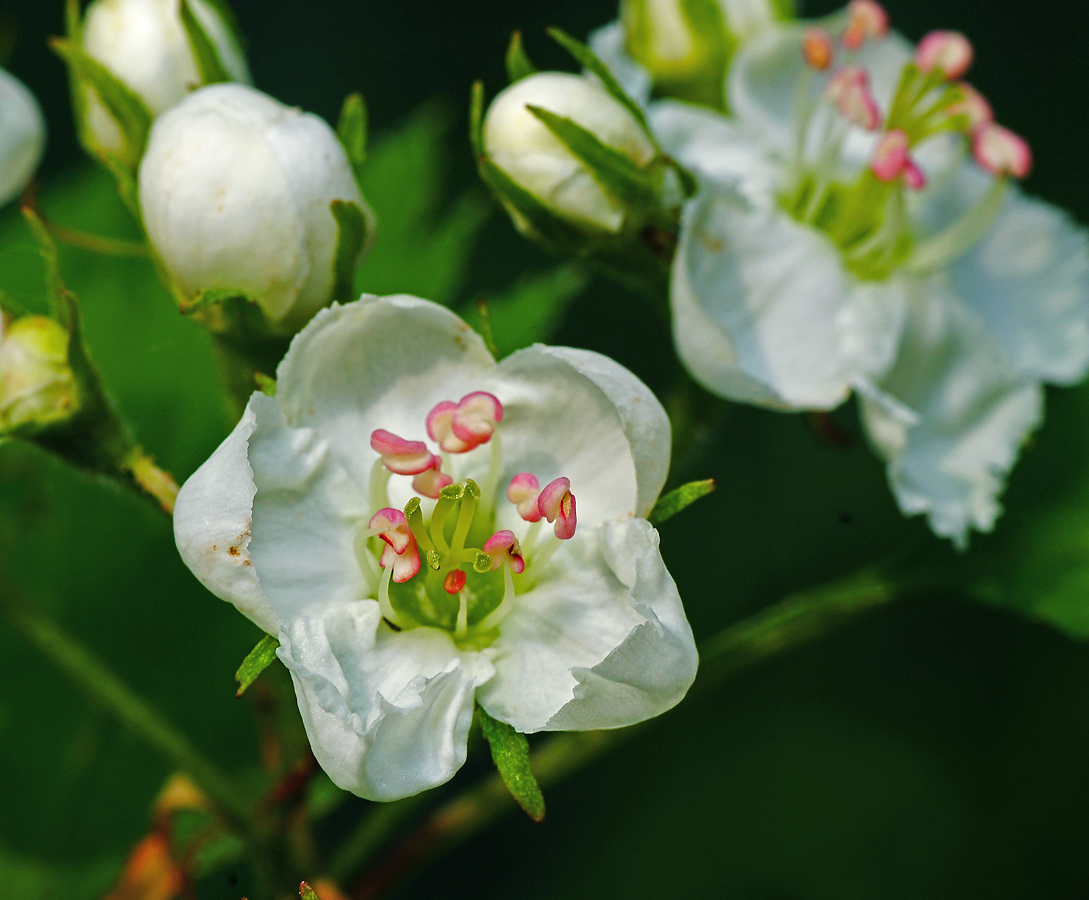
[547,27,653,138]
[469,80,485,160]
[526,105,661,209]
[505,30,537,83]
[649,479,717,526]
[20,209,67,322]
[477,705,546,822]
[234,634,280,697]
[337,92,369,180]
[474,299,501,358]
[179,0,232,84]
[478,156,582,250]
[330,199,369,303]
[299,881,321,900]
[254,372,277,397]
[49,37,153,167]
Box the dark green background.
[2,1,1089,898]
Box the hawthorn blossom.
[174,294,697,800]
[0,68,46,207]
[650,5,1089,545]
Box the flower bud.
[80,0,250,161]
[483,72,656,235]
[0,68,46,207]
[0,316,79,435]
[138,83,368,332]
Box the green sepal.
[21,209,67,322]
[299,881,321,900]
[180,0,232,84]
[546,27,653,140]
[475,299,501,358]
[199,0,247,51]
[178,287,256,318]
[477,156,585,251]
[525,104,661,210]
[648,478,717,526]
[469,80,486,160]
[235,634,280,697]
[336,92,369,183]
[254,372,277,397]
[505,30,537,83]
[477,704,546,822]
[330,199,369,303]
[50,36,153,167]
[99,154,142,222]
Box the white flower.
[652,5,1089,545]
[138,84,367,332]
[173,294,697,800]
[483,71,657,234]
[0,68,46,207]
[81,0,250,159]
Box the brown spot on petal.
[228,546,240,557]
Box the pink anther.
[507,472,543,523]
[482,530,526,574]
[843,0,888,50]
[949,82,992,131]
[412,463,453,499]
[369,508,421,582]
[915,31,973,79]
[426,391,504,453]
[370,429,439,476]
[538,477,577,541]
[802,27,835,71]
[973,123,1032,179]
[872,129,909,180]
[828,66,881,131]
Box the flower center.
[782,6,1030,281]
[356,392,578,649]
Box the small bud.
[0,316,79,435]
[915,31,973,79]
[973,123,1032,179]
[138,84,368,332]
[483,72,656,234]
[0,68,46,207]
[802,27,835,71]
[842,0,889,50]
[80,0,250,162]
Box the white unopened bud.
[483,72,656,234]
[81,0,250,159]
[0,316,78,433]
[0,68,46,207]
[138,84,367,332]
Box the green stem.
[43,220,151,258]
[1,596,258,834]
[341,567,901,898]
[120,446,179,515]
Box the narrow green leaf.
[526,105,660,209]
[299,882,321,900]
[475,299,501,358]
[65,0,82,41]
[547,27,652,137]
[330,199,369,303]
[648,478,717,526]
[20,208,67,323]
[336,92,369,178]
[254,372,277,397]
[179,0,232,84]
[478,156,582,251]
[235,634,280,697]
[477,704,545,822]
[469,80,485,160]
[505,30,537,83]
[50,37,152,165]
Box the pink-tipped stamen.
[915,31,973,79]
[507,472,542,523]
[871,129,909,181]
[950,82,992,130]
[973,123,1032,179]
[482,530,526,574]
[843,0,888,49]
[827,66,882,131]
[426,391,504,453]
[538,477,577,541]
[369,508,421,583]
[412,464,453,499]
[903,159,928,190]
[370,429,439,476]
[802,27,835,71]
[443,569,467,593]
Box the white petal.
[935,172,1089,385]
[482,345,664,526]
[670,185,858,409]
[648,99,782,200]
[478,518,697,733]
[587,21,653,107]
[861,277,1044,547]
[278,601,494,800]
[173,400,276,633]
[246,394,372,623]
[0,69,45,208]
[718,0,781,40]
[275,295,495,489]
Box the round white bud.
[81,0,250,159]
[483,72,656,234]
[0,68,46,207]
[138,83,367,331]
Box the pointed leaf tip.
[648,478,717,526]
[235,634,280,696]
[299,882,320,900]
[505,31,538,83]
[478,704,546,822]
